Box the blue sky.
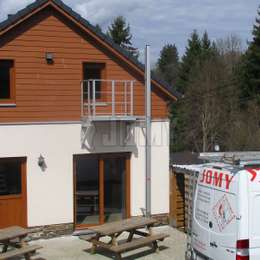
[0,0,259,64]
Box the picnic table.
[80,217,169,260]
[0,226,42,260]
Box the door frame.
[0,157,27,228]
[73,153,131,229]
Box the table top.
[0,226,28,242]
[89,217,157,236]
[76,191,99,196]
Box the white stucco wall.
[0,120,169,227]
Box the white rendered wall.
[130,120,170,216]
[0,120,169,227]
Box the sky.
[0,0,259,64]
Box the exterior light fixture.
[214,144,220,152]
[38,154,47,171]
[45,52,54,64]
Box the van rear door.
[192,167,237,260]
[247,168,260,260]
[192,168,214,258]
[208,168,237,260]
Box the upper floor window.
[0,60,14,103]
[83,63,105,100]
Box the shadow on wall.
[81,121,139,157]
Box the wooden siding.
[0,8,169,123]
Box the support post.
[112,80,115,117]
[81,81,84,118]
[145,45,152,217]
[130,81,134,116]
[93,80,96,117]
[124,81,127,115]
[87,81,91,117]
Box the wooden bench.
[81,217,169,260]
[87,233,169,259]
[111,233,169,253]
[0,245,42,260]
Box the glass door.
[74,153,130,228]
[104,158,126,223]
[75,157,100,226]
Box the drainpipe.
[145,45,151,217]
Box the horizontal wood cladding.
[0,8,169,123]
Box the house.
[0,0,179,234]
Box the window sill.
[0,103,16,107]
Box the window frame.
[0,60,15,105]
[0,157,25,198]
[82,62,106,102]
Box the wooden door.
[0,158,27,228]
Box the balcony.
[81,79,140,122]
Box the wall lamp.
[45,52,54,64]
[38,154,47,171]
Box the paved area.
[30,226,186,260]
[4,226,186,260]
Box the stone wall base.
[151,213,169,225]
[27,223,74,241]
[27,214,169,241]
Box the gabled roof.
[0,0,182,100]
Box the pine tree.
[95,24,102,33]
[107,16,138,57]
[176,30,202,93]
[240,7,260,103]
[170,31,202,152]
[171,31,222,152]
[201,31,217,59]
[155,44,179,86]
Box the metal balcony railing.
[81,79,135,120]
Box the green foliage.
[156,44,179,86]
[107,16,132,46]
[239,8,260,104]
[107,16,138,57]
[176,30,202,93]
[95,24,102,33]
[171,30,219,152]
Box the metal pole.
[81,81,84,118]
[87,81,91,117]
[145,45,151,217]
[93,80,96,117]
[124,81,127,116]
[112,80,115,117]
[130,81,134,116]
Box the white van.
[187,157,260,260]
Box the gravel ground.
[7,226,187,260]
